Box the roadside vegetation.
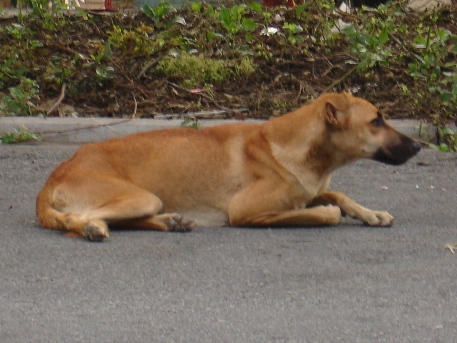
[0,0,456,149]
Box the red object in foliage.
[263,0,304,7]
[105,0,113,10]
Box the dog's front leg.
[229,206,342,227]
[227,183,342,227]
[309,191,394,227]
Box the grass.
[0,0,456,149]
[0,128,41,144]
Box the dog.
[36,92,421,241]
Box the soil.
[0,0,456,124]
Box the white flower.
[261,27,279,36]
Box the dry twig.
[47,84,67,116]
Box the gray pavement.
[1,119,457,342]
[0,117,447,144]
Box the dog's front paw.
[84,220,110,241]
[363,211,394,227]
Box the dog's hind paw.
[170,214,196,232]
[84,220,110,241]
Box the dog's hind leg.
[78,198,194,241]
[110,213,195,232]
[37,178,194,241]
[80,195,195,241]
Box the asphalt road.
[1,143,456,343]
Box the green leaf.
[206,31,216,40]
[205,4,216,17]
[378,28,389,46]
[248,2,262,13]
[0,129,41,144]
[441,127,455,135]
[412,53,425,65]
[102,43,112,58]
[142,5,154,19]
[439,143,450,152]
[230,5,245,20]
[191,3,201,12]
[219,7,231,27]
[413,36,427,49]
[241,18,257,32]
[295,2,311,18]
[181,118,199,129]
[9,86,23,98]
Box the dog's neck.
[262,112,345,197]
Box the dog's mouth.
[373,140,421,165]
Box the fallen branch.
[48,43,88,60]
[152,108,249,119]
[47,84,67,116]
[40,118,135,136]
[136,58,159,79]
[131,95,138,119]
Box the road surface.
[1,143,456,342]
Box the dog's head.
[322,92,421,165]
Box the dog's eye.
[371,116,384,128]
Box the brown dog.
[36,92,421,241]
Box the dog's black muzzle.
[373,135,421,166]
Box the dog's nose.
[412,141,422,153]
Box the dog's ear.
[324,93,350,128]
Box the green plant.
[90,43,113,64]
[282,22,304,44]
[21,0,69,30]
[181,118,199,129]
[208,4,257,44]
[2,23,31,40]
[0,129,41,144]
[0,0,455,132]
[2,22,42,59]
[1,78,40,115]
[294,1,312,19]
[190,2,202,13]
[43,56,74,86]
[157,55,229,88]
[108,24,158,57]
[142,1,177,26]
[220,5,257,35]
[429,126,457,152]
[235,56,255,76]
[156,55,254,88]
[342,24,392,71]
[88,43,114,85]
[94,66,114,84]
[408,28,457,108]
[0,56,26,88]
[416,122,431,141]
[295,0,335,39]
